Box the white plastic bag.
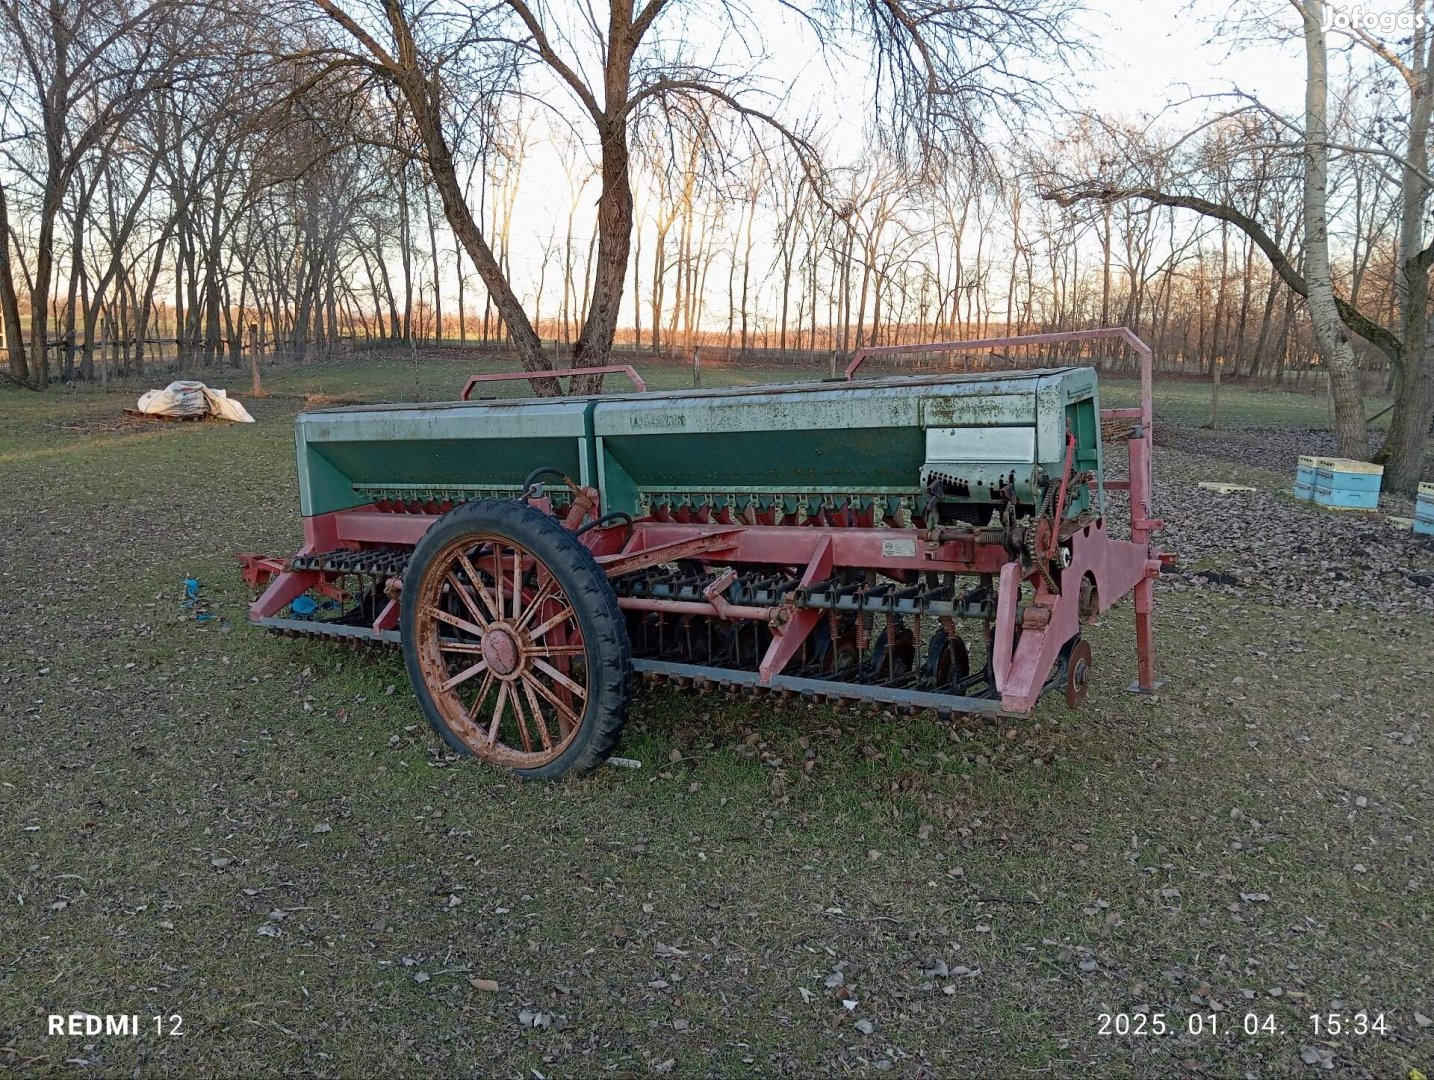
[200,385,255,423]
[137,380,208,417]
[135,380,254,423]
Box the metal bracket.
[1124,679,1168,695]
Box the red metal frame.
[461,365,646,399]
[247,329,1168,715]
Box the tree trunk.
[29,182,60,389]
[425,187,443,345]
[631,211,642,351]
[457,253,466,344]
[0,182,28,384]
[399,80,547,375]
[1383,14,1434,491]
[397,172,413,344]
[1301,0,1368,459]
[63,195,87,382]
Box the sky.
[464,0,1319,335]
[1081,0,1306,118]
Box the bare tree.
[0,0,197,388]
[1296,0,1368,456]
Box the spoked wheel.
[400,499,631,778]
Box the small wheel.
[922,629,970,688]
[400,499,632,778]
[1063,638,1093,709]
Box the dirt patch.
[1118,427,1434,615]
[49,412,210,435]
[1155,422,1363,473]
[1156,457,1433,616]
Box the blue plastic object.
[1294,455,1317,500]
[181,577,218,623]
[1416,483,1434,536]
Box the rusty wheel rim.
[414,533,589,768]
[1064,639,1092,709]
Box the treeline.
[1,0,1430,486]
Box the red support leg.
[1132,575,1156,692]
[250,570,320,620]
[990,561,1022,693]
[373,598,400,633]
[758,537,833,682]
[1124,561,1168,695]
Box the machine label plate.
[629,411,688,431]
[881,538,917,558]
[925,426,1036,464]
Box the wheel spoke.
[456,552,502,620]
[532,657,587,700]
[511,549,523,619]
[425,605,485,639]
[438,640,486,655]
[440,658,489,692]
[520,677,552,750]
[485,681,509,746]
[464,671,496,721]
[446,572,490,630]
[530,642,585,658]
[515,575,558,630]
[508,684,534,752]
[521,670,581,733]
[529,605,576,640]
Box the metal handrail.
[843,325,1159,549]
[843,326,1153,431]
[460,364,647,399]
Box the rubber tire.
[400,498,632,779]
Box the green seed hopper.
[293,368,1103,526]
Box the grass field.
[0,368,1429,1078]
[73,344,1387,431]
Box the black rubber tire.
[400,498,632,779]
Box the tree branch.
[310,0,399,71]
[501,0,603,123]
[1044,184,1403,364]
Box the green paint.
[292,367,1106,521]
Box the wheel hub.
[482,625,522,676]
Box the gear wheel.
[1024,478,1061,593]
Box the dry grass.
[0,380,1430,1078]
